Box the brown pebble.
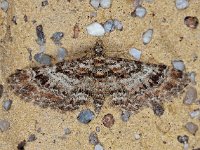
[0,84,3,98]
[17,140,26,150]
[73,23,80,39]
[184,16,199,29]
[185,122,199,135]
[102,113,115,128]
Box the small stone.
[185,122,198,135]
[86,22,105,36]
[113,19,123,31]
[100,0,112,9]
[184,16,199,29]
[51,32,64,45]
[64,128,71,135]
[77,109,95,124]
[134,133,141,140]
[41,0,48,7]
[132,6,147,18]
[17,140,26,150]
[3,99,12,111]
[152,102,165,116]
[0,120,10,132]
[36,25,46,45]
[89,131,99,145]
[176,0,189,10]
[90,0,100,9]
[189,109,200,119]
[34,53,52,65]
[172,60,185,71]
[0,84,3,99]
[12,16,17,25]
[73,23,80,39]
[102,113,115,128]
[121,111,131,122]
[95,144,104,150]
[57,47,67,62]
[177,135,189,144]
[183,86,197,105]
[96,126,100,132]
[103,19,114,33]
[129,48,142,60]
[142,29,153,45]
[0,0,9,12]
[27,134,37,142]
[188,72,196,85]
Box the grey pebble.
[95,144,104,150]
[113,19,123,31]
[133,6,147,18]
[121,111,131,122]
[51,32,64,45]
[176,0,189,10]
[3,99,12,111]
[188,72,196,85]
[36,25,46,46]
[77,109,95,124]
[64,128,71,135]
[41,0,48,7]
[0,0,9,12]
[28,134,37,142]
[34,53,52,65]
[172,60,185,71]
[103,19,115,33]
[0,84,3,99]
[89,131,99,145]
[57,47,67,62]
[0,120,10,132]
[185,122,199,135]
[189,109,200,119]
[183,86,197,105]
[177,135,189,144]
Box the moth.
[7,41,190,116]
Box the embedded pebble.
[184,16,199,29]
[102,113,115,128]
[57,47,67,62]
[129,48,142,60]
[103,19,114,33]
[41,0,48,7]
[86,22,105,36]
[96,126,100,132]
[121,111,131,122]
[100,0,111,9]
[183,86,197,105]
[189,109,200,119]
[0,84,3,99]
[172,60,185,71]
[90,0,100,9]
[176,0,189,10]
[113,19,123,31]
[89,132,99,145]
[28,134,37,142]
[0,120,10,132]
[34,53,52,65]
[177,135,189,144]
[152,102,165,116]
[188,72,196,85]
[64,128,71,135]
[95,144,104,150]
[51,32,64,45]
[134,133,141,140]
[73,23,80,39]
[142,29,153,45]
[77,109,95,124]
[132,6,147,18]
[3,99,12,111]
[17,140,26,150]
[36,25,46,45]
[0,0,9,12]
[185,122,199,135]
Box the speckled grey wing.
[105,58,190,115]
[7,57,94,111]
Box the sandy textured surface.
[0,0,200,150]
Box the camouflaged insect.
[7,41,190,115]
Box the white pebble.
[176,0,189,10]
[103,19,114,33]
[100,0,111,9]
[0,0,9,12]
[113,19,123,31]
[129,48,142,60]
[86,22,105,36]
[188,72,196,85]
[90,0,100,9]
[172,60,185,71]
[183,143,189,150]
[189,109,200,119]
[134,133,141,140]
[142,29,153,45]
[135,6,147,18]
[95,144,104,150]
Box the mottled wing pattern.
[8,57,95,111]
